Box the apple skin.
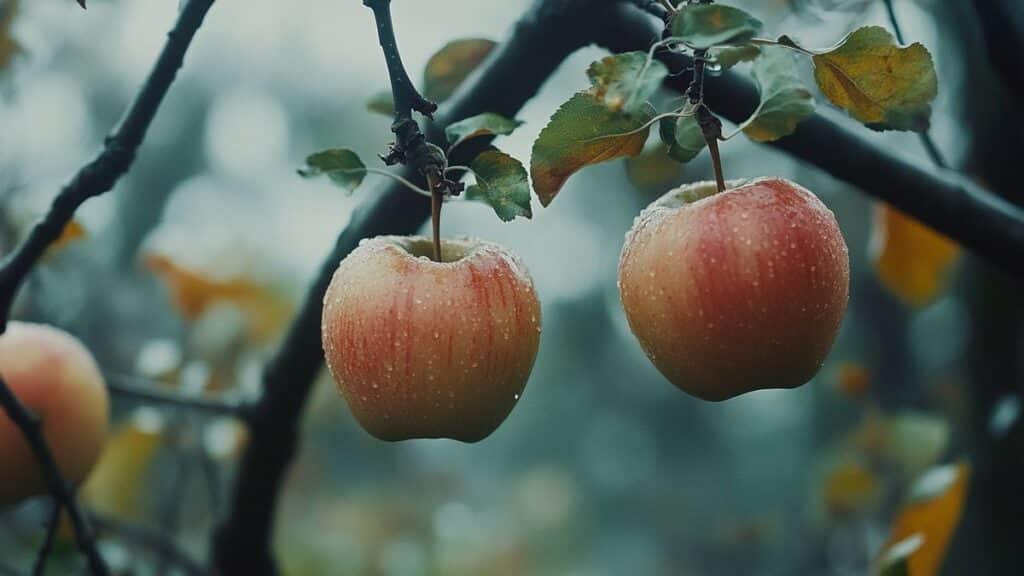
[0,322,110,506]
[322,236,542,442]
[618,178,849,401]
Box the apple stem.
[428,172,443,262]
[707,130,727,193]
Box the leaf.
[80,411,165,520]
[586,51,668,113]
[670,4,763,50]
[299,148,367,194]
[626,144,683,191]
[659,114,706,163]
[812,26,937,132]
[709,44,761,70]
[822,459,881,517]
[423,38,496,102]
[366,91,395,116]
[530,92,653,206]
[0,0,21,72]
[875,463,970,576]
[44,220,88,258]
[444,113,522,150]
[869,203,960,307]
[465,150,532,222]
[144,253,294,343]
[740,47,815,142]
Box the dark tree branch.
[0,2,215,574]
[105,373,253,422]
[603,3,1024,275]
[0,376,108,575]
[0,0,215,330]
[211,1,622,573]
[88,513,208,576]
[31,501,62,576]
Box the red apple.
[0,322,110,506]
[322,236,542,442]
[618,177,849,401]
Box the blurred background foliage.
[0,0,1020,574]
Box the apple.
[322,236,542,442]
[0,322,110,506]
[618,177,849,401]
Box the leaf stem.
[428,172,443,262]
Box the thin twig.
[0,0,216,330]
[0,2,215,573]
[882,0,949,169]
[428,172,442,262]
[104,373,252,422]
[88,513,208,576]
[0,377,108,575]
[31,501,62,576]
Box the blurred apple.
[618,178,849,401]
[322,236,541,442]
[0,322,110,506]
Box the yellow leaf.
[813,26,937,132]
[870,203,960,307]
[0,0,20,73]
[44,219,88,258]
[80,410,165,520]
[144,253,293,343]
[849,410,950,479]
[876,462,970,576]
[423,38,496,102]
[822,459,881,517]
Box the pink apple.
[0,322,110,506]
[619,177,850,401]
[322,236,542,442]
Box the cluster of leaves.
[299,3,938,230]
[302,39,532,223]
[533,3,938,205]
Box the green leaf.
[366,91,395,116]
[298,149,366,194]
[586,51,668,113]
[708,44,761,70]
[626,144,684,191]
[659,114,705,163]
[670,5,763,50]
[466,150,532,222]
[811,26,937,132]
[739,46,815,142]
[444,113,523,150]
[530,92,654,206]
[423,38,497,102]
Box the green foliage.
[659,114,705,163]
[811,26,937,132]
[444,113,522,150]
[299,149,367,194]
[708,44,761,70]
[739,46,815,142]
[530,92,653,206]
[586,51,668,113]
[670,4,763,50]
[466,150,532,222]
